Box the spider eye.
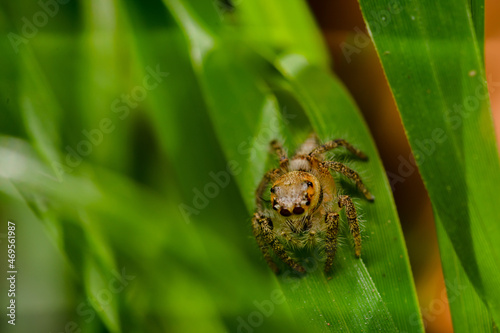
[270,187,275,193]
[280,209,292,217]
[293,207,305,215]
[305,201,311,206]
[306,181,313,187]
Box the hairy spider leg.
[339,195,362,257]
[324,212,340,274]
[258,215,305,273]
[252,213,279,273]
[270,140,289,170]
[309,139,368,160]
[323,161,375,201]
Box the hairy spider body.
[252,135,374,274]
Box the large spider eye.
[307,181,313,187]
[280,209,292,217]
[270,187,275,193]
[293,207,305,215]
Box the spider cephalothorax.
[252,135,374,274]
[270,171,320,217]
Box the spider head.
[270,171,321,217]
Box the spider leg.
[255,168,282,211]
[254,140,290,210]
[323,161,375,201]
[324,212,340,274]
[309,139,368,160]
[252,213,279,273]
[270,139,289,170]
[339,195,362,257]
[258,216,305,273]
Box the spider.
[252,135,374,274]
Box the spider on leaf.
[252,134,374,274]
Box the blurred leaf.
[78,0,136,173]
[237,0,330,68]
[7,25,120,332]
[18,49,61,165]
[0,136,234,332]
[120,2,301,331]
[357,0,500,328]
[1,0,302,331]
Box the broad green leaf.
[274,55,423,332]
[469,0,485,61]
[163,0,423,331]
[357,0,500,327]
[432,2,496,332]
[198,50,399,331]
[435,216,497,332]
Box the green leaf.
[357,0,500,328]
[0,136,243,332]
[275,55,423,332]
[469,0,485,61]
[18,49,62,165]
[431,3,496,332]
[435,216,498,332]
[163,0,423,331]
[8,29,122,333]
[236,0,330,69]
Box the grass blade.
[357,0,500,327]
[435,216,498,332]
[275,55,423,332]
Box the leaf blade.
[276,54,424,332]
[357,0,500,327]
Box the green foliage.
[163,0,422,331]
[357,0,500,330]
[3,0,497,332]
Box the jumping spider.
[252,135,374,274]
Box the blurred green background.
[1,0,499,332]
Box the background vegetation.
[0,0,499,332]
